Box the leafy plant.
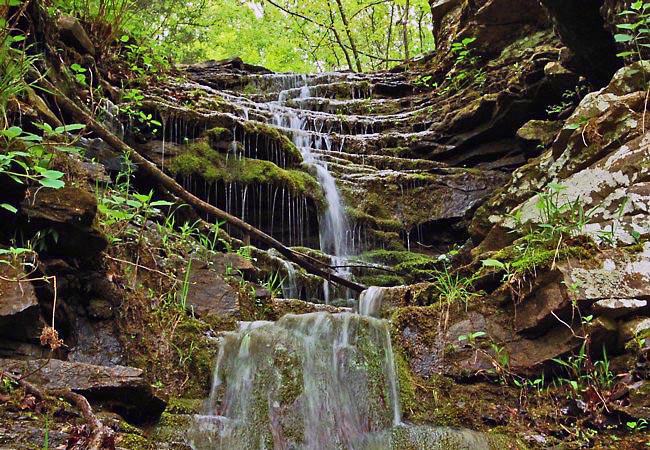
[615,1,650,63]
[0,123,85,193]
[432,264,479,312]
[0,31,40,126]
[551,343,616,401]
[439,37,485,94]
[458,331,486,347]
[118,88,162,135]
[70,63,88,86]
[263,271,285,299]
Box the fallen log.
[39,79,366,293]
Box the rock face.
[539,0,622,86]
[0,359,166,422]
[430,0,549,55]
[184,260,239,319]
[20,186,108,257]
[0,264,42,357]
[473,61,650,245]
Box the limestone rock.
[516,119,562,148]
[212,252,255,278]
[0,264,41,342]
[57,16,95,56]
[475,61,650,246]
[20,186,108,257]
[619,317,650,343]
[0,359,166,422]
[184,260,239,319]
[21,186,97,226]
[539,0,621,86]
[515,244,650,334]
[593,298,648,319]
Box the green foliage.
[0,32,39,125]
[70,63,88,86]
[551,344,616,399]
[118,89,162,135]
[440,37,485,94]
[263,271,285,299]
[432,264,479,312]
[0,123,85,192]
[96,161,174,243]
[615,1,650,62]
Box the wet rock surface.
[0,359,166,422]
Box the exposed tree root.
[0,370,115,449]
[37,78,366,292]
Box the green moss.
[169,139,323,205]
[362,250,438,281]
[358,273,406,287]
[165,397,204,415]
[395,350,416,414]
[241,121,303,165]
[117,432,155,450]
[492,236,597,276]
[206,127,233,146]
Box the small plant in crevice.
[263,271,285,299]
[551,342,617,408]
[615,1,650,64]
[118,88,162,135]
[439,37,485,95]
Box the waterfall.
[271,82,353,260]
[359,286,385,318]
[190,312,401,450]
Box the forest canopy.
[51,0,435,72]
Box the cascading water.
[270,80,355,303]
[190,312,401,450]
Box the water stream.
[189,286,504,449]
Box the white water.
[190,312,402,450]
[359,286,386,318]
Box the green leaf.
[38,178,65,189]
[548,183,568,191]
[40,170,64,180]
[481,259,505,270]
[120,35,130,42]
[2,126,23,139]
[614,33,635,42]
[0,203,17,213]
[150,200,174,207]
[54,124,86,134]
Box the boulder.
[212,252,255,278]
[184,260,239,319]
[0,264,41,342]
[20,186,108,257]
[474,62,650,246]
[0,359,166,423]
[516,119,562,148]
[593,298,648,319]
[57,16,95,56]
[515,244,650,335]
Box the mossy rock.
[169,139,324,206]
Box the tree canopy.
[53,0,435,72]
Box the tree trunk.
[334,0,363,72]
[402,1,410,61]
